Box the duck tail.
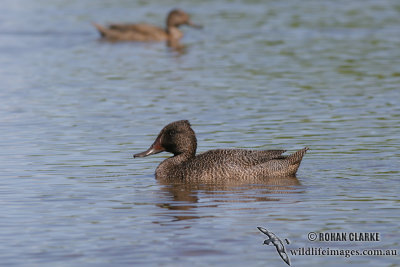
[92,23,107,37]
[287,147,309,165]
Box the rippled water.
[1,0,399,266]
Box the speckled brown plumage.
[93,9,200,47]
[134,120,309,182]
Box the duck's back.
[109,23,167,40]
[94,23,167,41]
[197,149,286,166]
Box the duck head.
[166,9,202,29]
[134,120,197,158]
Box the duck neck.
[166,26,183,46]
[174,149,195,159]
[156,151,193,180]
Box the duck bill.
[133,138,165,158]
[187,20,203,29]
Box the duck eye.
[169,130,176,136]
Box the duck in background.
[93,9,201,48]
[134,120,309,183]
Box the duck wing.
[163,148,307,182]
[93,23,167,41]
[188,148,307,179]
[242,149,287,161]
[109,23,167,40]
[194,149,286,169]
[249,147,309,177]
[110,23,163,33]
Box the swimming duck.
[93,9,200,46]
[134,120,309,182]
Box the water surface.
[0,0,399,266]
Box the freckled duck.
[134,120,309,182]
[93,9,201,47]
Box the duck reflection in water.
[155,177,303,222]
[93,9,201,51]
